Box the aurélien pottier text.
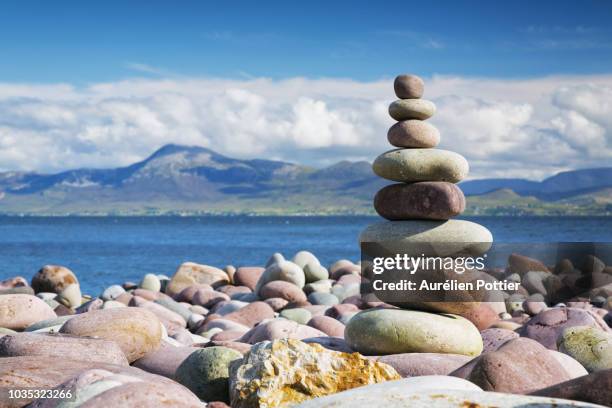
[370,254,520,292]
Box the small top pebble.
[394,74,424,99]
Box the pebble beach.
[0,74,610,408]
[0,249,611,407]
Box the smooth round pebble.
[393,74,425,99]
[388,99,436,121]
[140,274,161,292]
[387,120,439,148]
[175,346,243,403]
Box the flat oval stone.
[0,332,128,366]
[59,307,162,362]
[359,220,493,256]
[345,309,483,356]
[387,120,440,148]
[389,99,436,121]
[373,148,469,183]
[0,294,57,330]
[374,182,465,220]
[393,74,424,99]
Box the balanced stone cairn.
[350,74,497,354]
[361,73,493,255]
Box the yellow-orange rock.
[229,339,400,408]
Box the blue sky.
[0,1,611,179]
[1,0,612,82]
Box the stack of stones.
[361,73,493,257]
[355,74,495,331]
[374,74,465,221]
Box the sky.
[1,0,612,179]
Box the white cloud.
[0,74,611,179]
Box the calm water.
[1,216,611,294]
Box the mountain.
[0,144,384,215]
[0,144,610,215]
[460,167,612,200]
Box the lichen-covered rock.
[558,326,612,372]
[166,262,229,296]
[229,339,400,408]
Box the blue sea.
[1,216,611,295]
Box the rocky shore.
[0,75,610,408]
[0,250,611,407]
